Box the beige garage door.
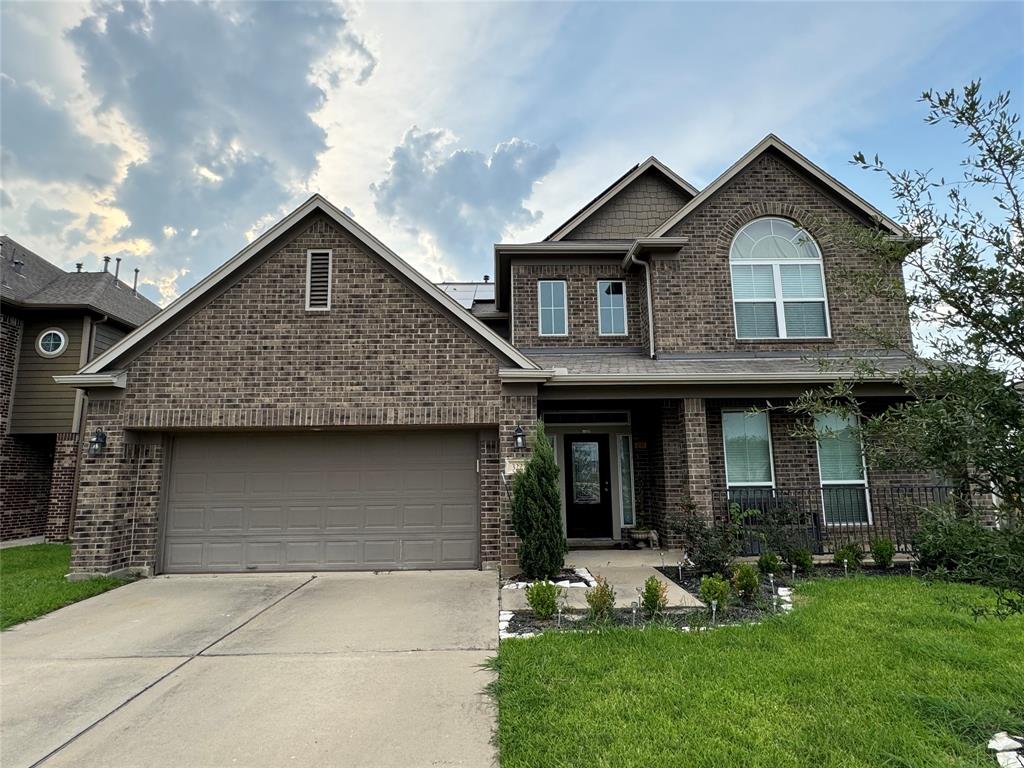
[162,431,480,573]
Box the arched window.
[729,217,830,339]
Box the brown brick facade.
[44,432,80,542]
[511,262,645,349]
[655,150,912,355]
[499,385,538,567]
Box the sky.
[1,1,1022,306]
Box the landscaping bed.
[492,577,1024,768]
[0,543,128,629]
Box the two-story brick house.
[58,135,937,577]
[1,237,160,541]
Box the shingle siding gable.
[566,168,693,240]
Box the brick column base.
[45,432,79,542]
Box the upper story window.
[36,328,68,358]
[729,217,830,339]
[597,280,627,336]
[305,250,332,310]
[538,280,567,336]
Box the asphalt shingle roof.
[1,236,160,327]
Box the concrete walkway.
[1,571,498,768]
[502,549,702,611]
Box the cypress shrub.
[511,422,567,579]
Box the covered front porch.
[535,394,947,555]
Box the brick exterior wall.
[565,168,692,240]
[45,432,80,542]
[71,212,516,574]
[511,262,645,349]
[499,385,538,569]
[1,312,56,540]
[119,213,504,430]
[655,149,912,355]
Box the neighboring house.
[57,134,941,577]
[1,237,160,541]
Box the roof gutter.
[498,368,899,386]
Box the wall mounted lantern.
[88,428,107,457]
[512,425,526,450]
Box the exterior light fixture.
[88,428,107,457]
[512,425,526,450]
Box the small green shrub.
[834,542,864,569]
[757,551,782,575]
[639,575,668,618]
[699,573,731,608]
[870,538,896,569]
[524,580,562,619]
[788,547,815,574]
[673,505,747,575]
[731,563,760,603]
[585,575,616,624]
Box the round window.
[36,328,68,358]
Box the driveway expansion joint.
[26,575,316,768]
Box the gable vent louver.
[306,250,332,310]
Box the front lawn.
[492,577,1024,768]
[0,544,127,629]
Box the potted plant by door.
[626,527,656,549]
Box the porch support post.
[681,397,713,522]
[497,383,538,572]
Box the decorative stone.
[990,734,1024,752]
[555,580,571,587]
[995,751,1024,767]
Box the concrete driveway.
[1,570,498,768]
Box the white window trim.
[36,327,68,358]
[728,218,833,340]
[618,434,636,528]
[537,279,568,337]
[305,249,333,311]
[814,414,873,526]
[722,408,776,488]
[596,280,628,337]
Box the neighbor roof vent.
[305,250,332,310]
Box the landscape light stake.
[631,601,638,627]
[711,600,718,626]
[677,560,683,581]
[660,551,665,568]
[791,563,797,581]
[910,564,915,578]
[843,559,849,577]
[769,573,777,612]
[557,604,563,628]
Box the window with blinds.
[815,413,870,524]
[306,250,332,310]
[722,410,774,487]
[729,217,830,339]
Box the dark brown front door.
[563,434,612,538]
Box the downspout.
[626,248,656,359]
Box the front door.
[563,434,612,538]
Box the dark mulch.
[501,568,590,589]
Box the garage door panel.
[163,431,480,572]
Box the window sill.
[735,337,833,342]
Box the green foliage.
[699,573,731,608]
[639,575,668,619]
[914,504,1024,617]
[787,547,815,574]
[833,543,864,570]
[757,551,782,576]
[870,538,896,569]
[585,576,616,624]
[511,423,567,580]
[731,563,760,603]
[524,580,562,620]
[673,504,748,575]
[1,544,127,630]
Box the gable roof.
[546,156,698,241]
[76,195,538,377]
[651,134,907,237]
[1,236,160,327]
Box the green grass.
[0,544,127,630]
[492,578,1024,768]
